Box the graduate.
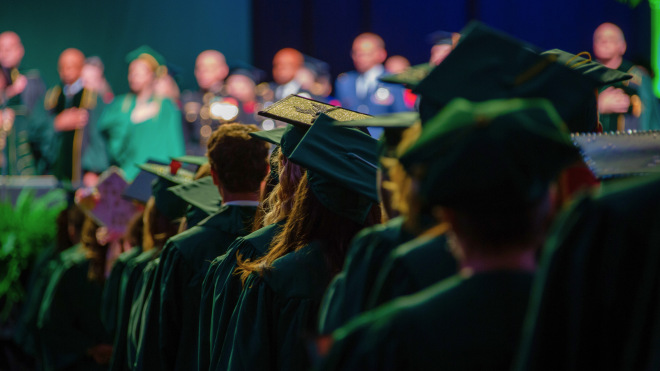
[37,216,114,371]
[45,48,109,184]
[320,97,580,371]
[213,112,381,371]
[135,124,268,371]
[98,46,184,180]
[108,163,191,371]
[199,125,305,371]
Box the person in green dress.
[320,98,580,371]
[108,164,190,371]
[37,216,114,371]
[199,126,305,371]
[135,123,269,371]
[98,46,184,180]
[214,113,381,371]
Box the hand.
[598,87,631,114]
[5,75,27,98]
[87,344,113,365]
[54,108,89,131]
[83,172,99,187]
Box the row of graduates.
[13,21,660,371]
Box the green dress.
[317,216,414,334]
[136,205,256,371]
[108,248,159,371]
[98,94,184,180]
[368,233,457,309]
[217,240,334,371]
[321,271,534,371]
[37,245,112,371]
[101,247,143,339]
[514,174,660,371]
[199,219,286,371]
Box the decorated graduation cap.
[428,30,455,46]
[125,45,167,76]
[168,176,222,226]
[286,113,379,223]
[335,112,421,157]
[413,21,603,132]
[136,162,195,220]
[400,98,580,211]
[379,63,435,89]
[258,95,371,128]
[572,131,660,179]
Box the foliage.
[0,189,66,320]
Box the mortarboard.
[136,163,195,221]
[379,63,435,89]
[287,113,379,223]
[125,46,166,75]
[168,176,221,222]
[541,49,632,86]
[413,21,603,132]
[258,95,371,128]
[400,98,580,210]
[122,160,167,204]
[172,155,208,166]
[572,131,660,179]
[249,125,307,158]
[427,30,455,46]
[335,112,421,157]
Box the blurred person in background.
[81,57,114,104]
[384,55,410,74]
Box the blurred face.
[593,24,626,61]
[227,74,255,102]
[384,56,410,74]
[128,59,155,93]
[195,53,228,90]
[430,44,453,66]
[0,32,24,69]
[273,50,302,85]
[154,74,180,100]
[352,37,386,73]
[81,64,103,90]
[58,51,84,85]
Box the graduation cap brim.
[249,128,287,146]
[172,156,208,166]
[122,159,168,203]
[379,63,435,89]
[541,49,632,86]
[258,94,372,128]
[137,163,195,185]
[573,131,660,179]
[167,176,221,216]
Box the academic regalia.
[598,59,660,132]
[37,244,112,371]
[200,219,286,371]
[317,216,415,334]
[513,174,660,371]
[45,82,108,181]
[136,204,256,371]
[368,233,457,309]
[98,94,184,180]
[127,256,160,371]
[101,247,143,340]
[320,271,534,371]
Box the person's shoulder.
[242,221,283,251]
[352,216,406,247]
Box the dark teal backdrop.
[1,0,252,93]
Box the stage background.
[0,0,253,93]
[0,0,651,93]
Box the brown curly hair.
[206,123,270,193]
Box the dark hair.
[67,204,86,235]
[55,208,72,252]
[449,194,554,253]
[80,217,108,284]
[124,211,144,248]
[236,173,382,284]
[143,197,179,251]
[206,123,269,193]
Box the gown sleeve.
[198,255,223,371]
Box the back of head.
[207,123,270,194]
[142,197,179,251]
[80,217,107,284]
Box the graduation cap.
[134,163,195,220]
[258,95,372,128]
[572,131,660,179]
[335,112,421,157]
[168,176,221,226]
[172,155,208,166]
[399,98,580,211]
[541,49,632,86]
[122,159,168,204]
[287,113,379,223]
[249,125,307,158]
[125,45,167,75]
[413,21,603,132]
[379,63,435,89]
[427,30,455,46]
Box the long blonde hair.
[261,151,304,226]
